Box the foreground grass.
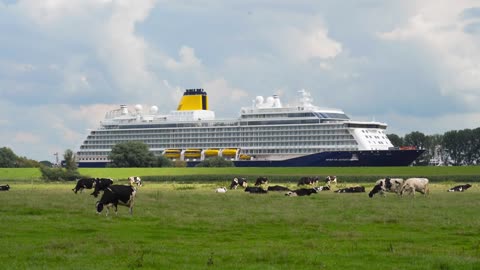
[1,181,479,269]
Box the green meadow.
[1,167,480,269]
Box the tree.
[0,147,17,167]
[387,134,403,147]
[15,156,40,168]
[39,160,54,167]
[403,131,430,165]
[64,149,78,171]
[156,155,173,167]
[108,141,157,167]
[442,130,462,165]
[404,131,428,149]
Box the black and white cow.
[267,185,291,192]
[285,187,321,196]
[0,184,10,191]
[400,178,429,196]
[72,178,96,194]
[230,177,248,189]
[334,186,365,193]
[245,186,268,194]
[297,176,319,186]
[315,185,330,191]
[128,176,142,187]
[254,177,268,186]
[325,176,337,185]
[448,184,472,192]
[368,178,404,198]
[96,185,137,216]
[91,178,114,197]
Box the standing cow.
[0,184,10,191]
[72,178,96,194]
[230,177,248,189]
[368,178,404,198]
[91,178,114,197]
[400,178,429,197]
[96,185,137,216]
[128,176,142,187]
[325,176,337,186]
[297,176,319,186]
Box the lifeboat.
[221,148,238,157]
[184,149,202,158]
[204,149,220,157]
[239,154,251,160]
[163,149,181,158]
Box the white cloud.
[13,0,160,97]
[379,0,480,110]
[165,46,202,70]
[202,79,249,110]
[276,25,342,63]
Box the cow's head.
[96,201,104,213]
[368,184,382,198]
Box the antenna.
[54,152,59,167]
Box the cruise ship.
[75,88,424,167]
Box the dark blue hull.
[190,149,424,167]
[76,149,424,168]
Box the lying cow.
[245,186,268,194]
[91,178,114,197]
[128,176,142,187]
[325,176,337,185]
[400,178,429,196]
[72,178,96,194]
[297,176,319,186]
[254,177,268,186]
[96,185,137,216]
[315,185,330,191]
[267,185,291,192]
[285,187,320,196]
[0,184,10,191]
[335,186,365,193]
[230,177,248,189]
[368,178,404,198]
[215,187,227,193]
[447,184,472,192]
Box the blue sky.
[1,0,480,162]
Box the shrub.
[39,165,82,181]
[195,157,234,167]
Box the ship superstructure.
[75,88,422,167]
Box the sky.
[1,0,480,162]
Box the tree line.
[388,127,480,166]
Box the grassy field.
[1,179,480,269]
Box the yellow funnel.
[177,89,208,111]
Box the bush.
[39,165,82,181]
[195,157,234,167]
[173,160,187,168]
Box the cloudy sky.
[1,0,480,162]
